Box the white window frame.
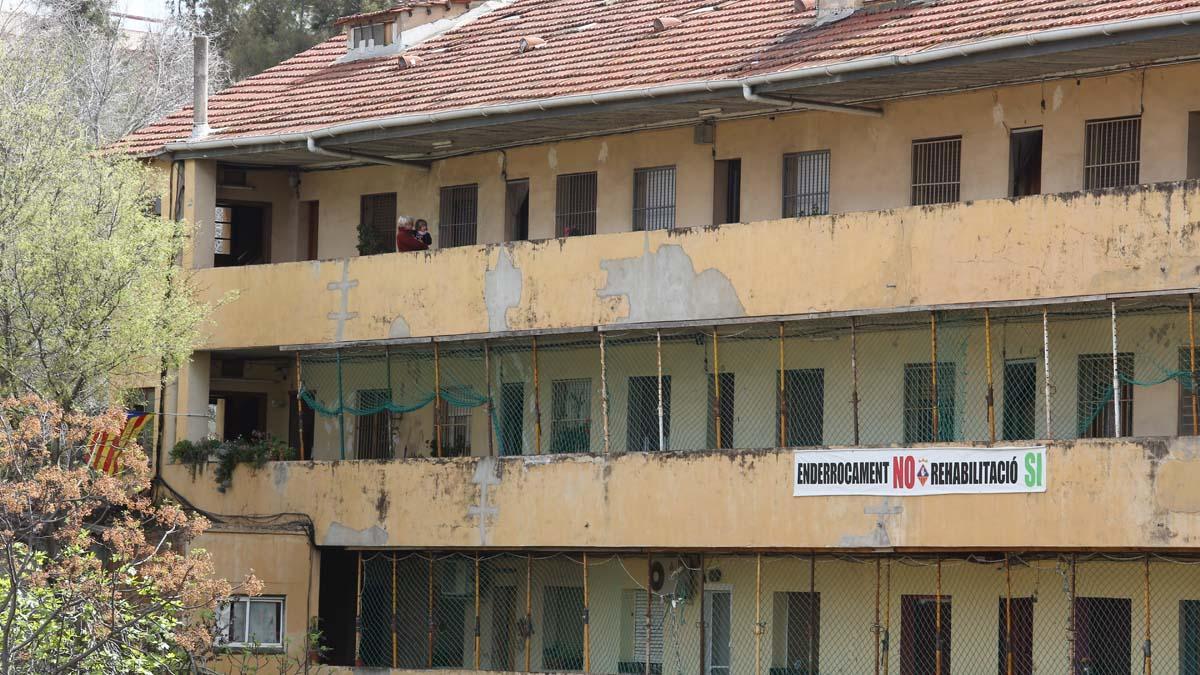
[216,596,285,649]
[351,22,393,50]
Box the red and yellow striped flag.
[86,412,152,475]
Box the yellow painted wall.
[159,435,1200,552]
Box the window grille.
[633,166,676,230]
[1077,353,1133,438]
[627,375,670,451]
[359,193,396,254]
[911,136,961,205]
[555,172,597,238]
[903,362,957,443]
[438,184,478,248]
[550,378,591,453]
[437,387,472,457]
[783,150,830,217]
[1179,347,1199,436]
[1084,116,1141,190]
[778,369,824,447]
[356,389,392,460]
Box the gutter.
[305,137,429,169]
[162,10,1200,155]
[740,84,883,117]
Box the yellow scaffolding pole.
[583,553,591,672]
[713,328,722,448]
[779,322,786,447]
[600,333,610,454]
[533,337,542,455]
[434,341,443,458]
[935,558,943,675]
[1145,555,1152,675]
[986,308,997,444]
[931,312,940,440]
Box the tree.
[0,395,258,673]
[171,0,389,81]
[0,41,205,410]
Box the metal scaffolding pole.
[434,341,443,457]
[986,308,997,444]
[645,556,653,675]
[1043,309,1053,439]
[533,336,542,455]
[355,551,363,666]
[874,558,881,675]
[600,333,610,454]
[699,553,707,675]
[295,351,306,461]
[1112,301,1121,437]
[931,312,940,440]
[337,348,346,460]
[485,341,495,457]
[525,555,533,672]
[583,553,591,672]
[935,558,943,675]
[1005,555,1013,675]
[713,328,722,448]
[427,556,435,668]
[656,329,665,452]
[851,317,860,445]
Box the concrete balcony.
[193,181,1200,351]
[162,436,1200,551]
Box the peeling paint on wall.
[484,247,523,331]
[598,242,745,323]
[325,522,389,547]
[389,315,411,338]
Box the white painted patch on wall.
[992,102,1005,127]
[548,146,558,171]
[598,141,609,163]
[1052,85,1064,112]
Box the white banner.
[793,447,1047,497]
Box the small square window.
[217,596,284,649]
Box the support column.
[1112,301,1121,437]
[172,352,211,445]
[181,159,217,270]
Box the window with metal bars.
[783,150,830,218]
[632,166,676,230]
[555,172,597,238]
[777,369,824,447]
[627,375,670,452]
[911,136,961,206]
[1084,116,1141,190]
[550,378,591,453]
[1077,353,1133,438]
[771,591,819,674]
[903,362,957,443]
[355,389,392,460]
[438,184,478,248]
[436,387,472,457]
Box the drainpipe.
[191,35,209,138]
[741,83,883,117]
[305,137,430,169]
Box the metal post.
[1005,555,1013,675]
[883,558,891,675]
[434,341,443,457]
[428,556,435,668]
[583,553,591,672]
[755,553,763,675]
[1145,555,1152,675]
[713,328,722,449]
[986,308,997,444]
[1189,295,1198,434]
[1112,301,1121,437]
[392,553,398,669]
[337,349,346,460]
[931,312,940,440]
[600,332,611,454]
[645,556,653,675]
[809,555,816,674]
[1043,308,1053,439]
[485,341,495,457]
[935,558,943,675]
[1069,554,1077,671]
[475,553,481,670]
[295,351,306,461]
[656,329,665,452]
[874,558,881,675]
[851,317,860,445]
[779,322,786,447]
[355,551,363,666]
[533,337,542,455]
[525,555,532,672]
[699,554,707,675]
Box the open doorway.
[713,159,741,224]
[506,179,530,241]
[215,203,269,267]
[1009,128,1043,197]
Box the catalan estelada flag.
[86,412,152,475]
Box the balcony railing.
[295,295,1198,461]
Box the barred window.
[550,378,591,453]
[1077,353,1133,438]
[438,184,478,248]
[778,369,824,447]
[903,362,957,443]
[356,389,392,460]
[1084,116,1141,190]
[911,136,961,206]
[633,166,676,230]
[782,150,830,217]
[707,372,735,449]
[359,192,396,255]
[437,387,472,457]
[556,172,597,238]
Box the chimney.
[192,35,209,139]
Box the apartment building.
[121,0,1200,672]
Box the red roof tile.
[118,0,1200,156]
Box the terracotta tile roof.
[333,1,473,27]
[118,0,1200,156]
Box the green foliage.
[356,219,392,256]
[0,52,205,409]
[172,432,295,486]
[174,0,392,81]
